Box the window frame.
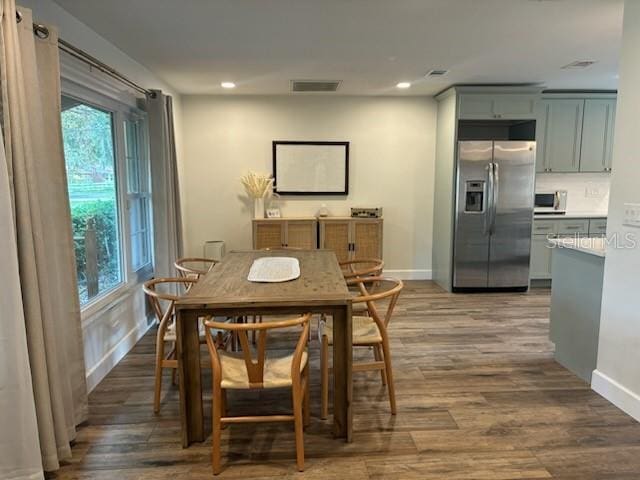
[61,78,153,321]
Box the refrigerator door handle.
[484,162,493,235]
[491,162,500,234]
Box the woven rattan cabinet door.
[352,219,383,260]
[285,220,317,249]
[320,220,351,263]
[253,221,284,249]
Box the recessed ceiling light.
[396,82,411,89]
[221,82,236,89]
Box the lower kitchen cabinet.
[530,235,553,280]
[529,217,606,280]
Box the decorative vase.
[254,197,265,219]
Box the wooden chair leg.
[212,383,223,475]
[374,344,387,386]
[303,365,311,428]
[292,384,305,472]
[221,389,228,430]
[380,337,397,415]
[320,334,329,420]
[153,338,165,414]
[171,343,178,385]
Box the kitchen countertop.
[548,236,606,257]
[534,211,608,219]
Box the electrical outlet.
[585,183,601,198]
[623,203,640,228]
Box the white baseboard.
[85,320,152,392]
[592,369,640,422]
[383,269,432,280]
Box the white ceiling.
[52,0,623,96]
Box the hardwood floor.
[53,281,640,479]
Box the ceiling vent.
[426,69,449,77]
[291,80,341,92]
[562,60,597,69]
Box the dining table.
[174,249,353,447]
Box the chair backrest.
[204,314,311,388]
[143,277,197,330]
[175,257,217,278]
[340,258,384,279]
[348,276,403,330]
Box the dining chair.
[339,258,384,316]
[203,313,312,474]
[318,276,403,419]
[143,277,227,413]
[339,258,384,280]
[174,257,218,290]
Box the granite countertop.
[548,237,606,257]
[534,211,608,219]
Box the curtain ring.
[33,24,50,39]
[16,10,23,23]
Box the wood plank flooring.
[51,281,640,479]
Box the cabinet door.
[493,95,537,119]
[580,99,616,172]
[320,221,351,263]
[530,235,553,280]
[535,100,551,173]
[458,95,495,119]
[544,99,584,172]
[254,222,284,249]
[285,220,316,249]
[352,220,383,260]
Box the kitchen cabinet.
[536,95,617,173]
[580,99,616,173]
[530,217,604,280]
[537,99,583,173]
[589,218,608,236]
[253,218,317,250]
[458,94,538,120]
[318,217,383,264]
[530,235,553,280]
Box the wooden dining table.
[175,249,353,447]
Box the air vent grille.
[426,69,449,77]
[291,80,341,92]
[562,60,597,69]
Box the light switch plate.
[623,203,640,228]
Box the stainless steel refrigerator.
[453,141,536,290]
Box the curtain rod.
[16,10,156,98]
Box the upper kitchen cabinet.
[459,94,538,120]
[536,99,583,173]
[580,99,616,172]
[536,94,617,173]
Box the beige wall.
[181,95,437,276]
[592,0,640,420]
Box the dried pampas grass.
[240,171,274,199]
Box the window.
[125,118,152,271]
[62,97,122,306]
[61,89,153,309]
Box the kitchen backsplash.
[535,172,610,214]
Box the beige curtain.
[148,90,183,277]
[1,2,88,474]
